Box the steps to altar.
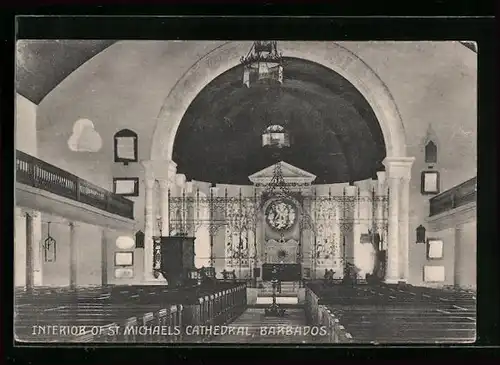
[247,281,304,307]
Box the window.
[135,230,145,249]
[425,140,437,164]
[114,129,138,165]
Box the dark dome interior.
[172,57,386,185]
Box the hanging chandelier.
[262,124,290,149]
[241,41,284,88]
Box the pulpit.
[158,236,196,287]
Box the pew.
[15,283,248,343]
[304,281,476,344]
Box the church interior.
[15,40,477,343]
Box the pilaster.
[69,222,77,289]
[141,159,177,283]
[382,157,414,284]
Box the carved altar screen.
[166,185,388,279]
[313,197,341,274]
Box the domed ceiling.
[173,57,387,185]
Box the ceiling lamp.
[262,124,290,149]
[241,41,284,88]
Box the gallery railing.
[16,150,134,220]
[429,176,477,217]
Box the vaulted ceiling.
[173,57,386,184]
[16,40,115,104]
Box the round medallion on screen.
[265,199,297,231]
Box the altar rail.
[429,176,476,217]
[16,150,134,220]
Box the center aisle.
[208,308,322,343]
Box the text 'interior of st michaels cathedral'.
[15,40,477,344]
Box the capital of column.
[175,173,187,188]
[26,210,40,219]
[157,179,170,190]
[382,157,415,180]
[141,159,178,183]
[344,185,358,196]
[376,171,386,185]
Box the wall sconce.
[43,222,57,262]
[416,224,426,244]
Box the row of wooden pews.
[15,283,247,343]
[305,281,476,344]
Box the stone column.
[32,211,43,286]
[25,212,34,290]
[383,157,414,284]
[176,174,187,234]
[141,160,177,283]
[209,186,219,268]
[344,185,358,266]
[156,160,177,236]
[333,203,342,277]
[454,224,463,287]
[69,222,77,289]
[25,210,43,290]
[376,172,386,250]
[385,176,400,284]
[158,179,170,236]
[101,228,108,286]
[399,176,411,282]
[143,176,156,281]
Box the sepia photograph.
[14,39,477,344]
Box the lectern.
[158,236,196,287]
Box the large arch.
[150,41,407,162]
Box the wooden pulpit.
[159,236,196,287]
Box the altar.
[248,161,317,282]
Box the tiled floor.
[208,308,320,343]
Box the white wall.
[14,208,27,287]
[15,93,38,156]
[456,220,476,289]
